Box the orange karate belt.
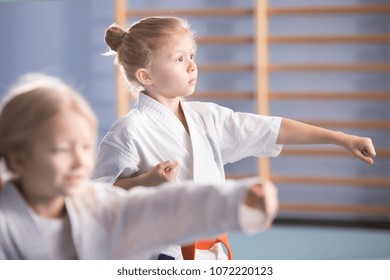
[181,233,232,260]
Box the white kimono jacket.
[92,93,283,259]
[93,93,282,184]
[0,178,258,260]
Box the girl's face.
[146,32,197,100]
[17,110,95,200]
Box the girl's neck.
[16,182,66,219]
[30,199,66,219]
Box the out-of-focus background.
[0,0,389,259]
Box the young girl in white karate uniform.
[0,73,279,260]
[93,17,376,260]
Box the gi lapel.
[0,183,49,259]
[182,103,221,183]
[181,104,232,260]
[137,93,192,155]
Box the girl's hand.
[114,160,178,189]
[245,180,278,228]
[145,160,179,186]
[341,134,376,164]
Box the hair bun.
[104,23,127,52]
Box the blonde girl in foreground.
[0,73,278,259]
[93,17,376,260]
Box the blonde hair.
[0,73,97,176]
[104,16,195,95]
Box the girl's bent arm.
[114,160,178,190]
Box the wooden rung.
[198,63,390,72]
[193,91,253,100]
[197,34,390,45]
[193,91,390,101]
[125,5,390,18]
[115,0,126,26]
[281,148,390,158]
[301,120,390,130]
[197,35,253,44]
[279,202,390,216]
[271,175,390,187]
[225,173,259,180]
[269,63,390,72]
[198,63,254,72]
[269,91,390,100]
[269,34,390,44]
[268,5,390,15]
[226,173,390,188]
[127,7,252,17]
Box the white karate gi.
[92,92,283,259]
[0,178,261,260]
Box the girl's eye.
[82,143,93,151]
[177,56,183,62]
[190,54,194,60]
[53,147,70,153]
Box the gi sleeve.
[213,104,283,164]
[92,131,141,184]
[96,178,262,259]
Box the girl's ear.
[7,152,27,176]
[135,68,153,86]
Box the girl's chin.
[183,91,195,97]
[63,182,86,195]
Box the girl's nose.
[72,148,83,168]
[188,60,197,72]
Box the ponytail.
[104,23,127,54]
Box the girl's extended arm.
[277,118,376,164]
[114,160,178,190]
[103,177,278,259]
